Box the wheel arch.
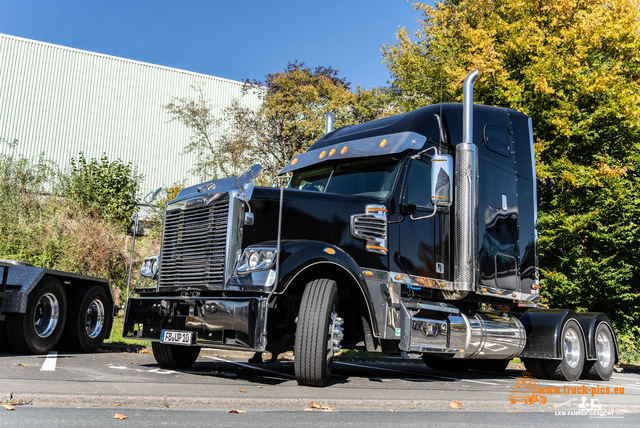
[577,312,620,364]
[518,309,588,360]
[274,241,378,341]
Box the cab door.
[397,155,447,280]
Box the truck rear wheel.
[294,279,342,387]
[582,323,614,381]
[152,342,201,369]
[7,277,67,354]
[61,285,111,352]
[523,358,549,379]
[544,319,585,382]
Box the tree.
[244,61,404,179]
[163,82,259,181]
[382,0,640,361]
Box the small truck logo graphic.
[509,374,547,405]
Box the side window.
[483,124,512,158]
[405,159,432,208]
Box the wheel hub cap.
[563,328,581,368]
[85,299,106,339]
[33,293,59,338]
[596,330,611,368]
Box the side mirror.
[144,187,162,204]
[431,154,453,207]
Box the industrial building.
[0,33,263,194]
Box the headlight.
[237,248,277,273]
[140,255,160,279]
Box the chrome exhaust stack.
[325,112,334,134]
[454,70,479,292]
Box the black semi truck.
[124,70,618,386]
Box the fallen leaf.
[450,400,463,409]
[107,364,113,366]
[463,385,470,388]
[257,386,263,389]
[303,408,313,412]
[409,406,416,409]
[222,355,229,358]
[113,414,127,420]
[92,404,99,407]
[128,362,134,365]
[2,404,15,411]
[113,404,121,407]
[309,402,334,411]
[636,382,640,385]
[227,410,246,414]
[389,409,396,412]
[174,375,182,378]
[17,364,30,367]
[239,390,247,393]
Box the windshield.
[288,155,402,200]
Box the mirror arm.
[411,145,438,160]
[410,205,438,221]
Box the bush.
[57,152,144,232]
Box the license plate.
[160,330,194,345]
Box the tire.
[468,359,510,372]
[523,358,549,379]
[152,342,200,369]
[422,354,471,371]
[294,279,342,387]
[60,285,112,352]
[582,323,615,381]
[7,277,67,354]
[543,319,585,381]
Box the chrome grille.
[350,205,388,255]
[159,197,229,288]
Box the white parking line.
[40,351,57,372]
[203,356,296,379]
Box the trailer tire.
[523,358,549,379]
[151,342,200,369]
[61,285,111,352]
[422,355,470,371]
[543,319,585,382]
[7,277,67,354]
[582,323,614,381]
[294,279,341,387]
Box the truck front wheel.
[582,323,614,381]
[61,285,112,352]
[152,342,201,369]
[7,277,67,354]
[544,319,585,382]
[294,279,342,387]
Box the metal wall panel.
[0,33,263,194]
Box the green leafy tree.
[163,82,258,181]
[382,0,640,361]
[57,152,144,232]
[244,61,404,179]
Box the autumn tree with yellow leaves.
[383,0,640,362]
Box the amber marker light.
[482,288,487,292]
[340,146,348,154]
[329,148,336,156]
[379,139,387,148]
[498,291,503,295]
[532,284,540,290]
[512,293,517,297]
[364,271,372,276]
[319,151,326,159]
[291,158,298,165]
[324,247,336,255]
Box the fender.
[578,312,620,364]
[518,309,587,360]
[275,240,378,336]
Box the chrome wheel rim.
[327,309,344,364]
[85,299,105,339]
[563,327,581,368]
[596,330,612,369]
[33,293,59,338]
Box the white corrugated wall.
[0,33,263,194]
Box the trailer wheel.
[151,342,201,369]
[544,319,585,382]
[422,355,470,371]
[582,323,614,381]
[523,358,549,379]
[61,285,111,352]
[7,277,67,354]
[294,279,342,387]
